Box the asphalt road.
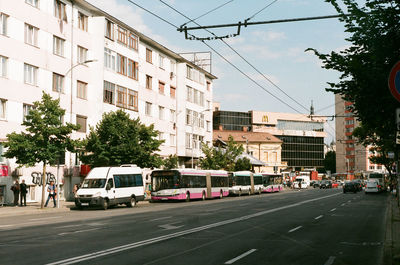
[0,188,388,265]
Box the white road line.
[330,208,336,212]
[46,192,341,265]
[324,256,336,265]
[341,203,346,206]
[29,216,62,221]
[55,224,83,229]
[0,225,14,228]
[224,249,257,264]
[288,226,302,233]
[58,228,100,236]
[314,215,323,220]
[347,200,351,203]
[150,216,172,222]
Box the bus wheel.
[127,196,136,207]
[248,189,251,195]
[238,189,242,196]
[185,192,190,202]
[202,192,206,201]
[219,190,223,199]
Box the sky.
[87,0,354,144]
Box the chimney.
[243,126,248,132]
[219,125,223,131]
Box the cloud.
[251,30,286,41]
[239,44,281,59]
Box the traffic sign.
[388,61,400,102]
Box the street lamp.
[191,108,211,168]
[56,59,97,208]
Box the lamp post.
[191,109,211,168]
[56,59,96,208]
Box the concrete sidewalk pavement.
[384,193,400,265]
[0,200,75,217]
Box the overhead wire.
[245,0,279,21]
[157,0,310,113]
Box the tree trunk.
[40,163,46,209]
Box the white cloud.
[239,44,281,59]
[251,30,286,41]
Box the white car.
[365,180,379,193]
[293,181,307,189]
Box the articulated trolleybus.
[151,169,229,201]
[261,173,283,192]
[228,171,264,195]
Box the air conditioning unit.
[11,167,23,177]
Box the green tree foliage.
[323,150,336,174]
[163,154,178,170]
[234,157,252,171]
[307,0,400,176]
[80,110,163,168]
[4,92,79,208]
[199,136,246,171]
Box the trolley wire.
[245,0,279,22]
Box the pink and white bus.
[151,169,229,201]
[261,173,283,192]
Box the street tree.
[163,154,178,170]
[307,0,400,177]
[80,110,163,168]
[4,92,79,208]
[323,150,336,174]
[234,157,252,171]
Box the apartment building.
[0,0,215,204]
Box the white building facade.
[0,0,215,204]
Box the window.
[146,48,152,63]
[0,13,8,36]
[104,48,116,71]
[159,55,164,69]
[170,134,176,146]
[159,82,165,94]
[128,89,138,111]
[170,109,176,122]
[159,132,164,141]
[127,59,138,80]
[116,86,127,108]
[146,75,152,89]
[193,111,198,127]
[186,109,192,125]
[105,19,114,39]
[170,60,176,75]
[24,64,38,85]
[23,104,33,122]
[194,90,199,105]
[206,121,211,132]
[117,54,126,75]
[170,86,176,98]
[77,46,87,63]
[52,73,64,92]
[128,32,138,50]
[76,115,87,133]
[77,81,87,99]
[117,26,127,45]
[103,81,115,104]
[145,102,152,116]
[186,65,193,79]
[185,133,191,148]
[199,114,205,128]
[25,23,38,46]
[0,99,6,120]
[26,0,39,7]
[54,0,67,22]
[159,106,164,120]
[78,12,88,31]
[187,86,193,102]
[200,92,205,107]
[0,56,7,77]
[53,36,65,56]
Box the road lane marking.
[324,256,336,265]
[58,228,100,236]
[314,215,323,220]
[330,208,336,212]
[150,216,172,222]
[224,249,257,264]
[288,226,302,233]
[55,224,83,229]
[158,223,183,230]
[341,203,346,206]
[0,225,14,229]
[347,200,351,203]
[46,192,341,265]
[29,216,62,221]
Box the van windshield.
[81,178,106,189]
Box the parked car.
[313,180,321,188]
[353,179,363,191]
[365,180,380,193]
[343,181,358,193]
[320,180,332,189]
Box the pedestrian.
[72,184,78,197]
[20,179,28,206]
[10,180,20,206]
[44,180,57,207]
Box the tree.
[4,92,79,208]
[234,157,252,171]
[307,0,400,177]
[80,110,163,168]
[199,136,246,171]
[323,150,336,174]
[163,154,178,170]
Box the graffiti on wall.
[31,172,57,186]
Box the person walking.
[20,179,28,206]
[44,181,57,208]
[11,180,20,206]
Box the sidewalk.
[384,193,400,265]
[0,200,75,217]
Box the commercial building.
[213,110,326,171]
[335,94,386,179]
[0,0,215,204]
